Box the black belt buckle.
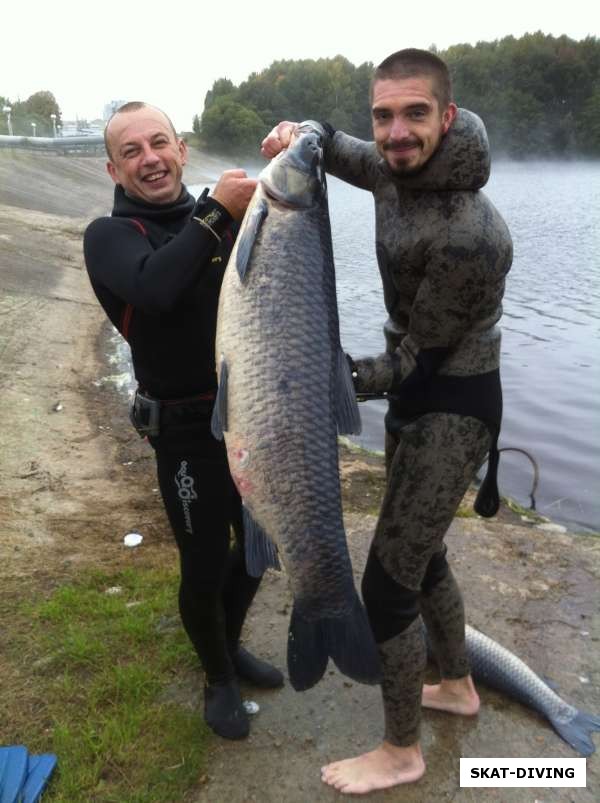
[129,390,161,438]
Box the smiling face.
[105,106,187,204]
[371,75,457,176]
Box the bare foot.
[321,741,425,795]
[422,674,480,715]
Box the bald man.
[84,102,283,741]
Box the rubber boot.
[232,645,284,688]
[204,679,249,740]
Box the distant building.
[103,100,128,121]
[60,119,105,137]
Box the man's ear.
[106,160,119,185]
[442,103,458,135]
[178,138,188,166]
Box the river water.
[190,161,600,534]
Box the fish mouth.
[261,160,325,209]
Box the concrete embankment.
[0,147,598,802]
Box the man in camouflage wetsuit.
[262,49,512,792]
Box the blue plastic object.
[0,746,28,803]
[23,754,57,803]
[0,747,57,803]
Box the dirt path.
[1,149,598,802]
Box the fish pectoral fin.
[211,358,229,440]
[335,347,362,435]
[236,198,268,281]
[242,506,281,577]
[287,596,381,691]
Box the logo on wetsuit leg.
[175,461,197,535]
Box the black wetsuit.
[84,185,262,684]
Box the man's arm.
[84,170,256,315]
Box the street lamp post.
[31,122,37,137]
[50,113,57,138]
[2,105,12,136]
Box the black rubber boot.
[232,646,284,688]
[204,679,249,740]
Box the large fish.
[212,122,381,692]
[462,625,600,756]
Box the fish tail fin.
[335,348,362,435]
[287,595,381,691]
[550,709,600,756]
[287,608,329,691]
[211,359,228,440]
[242,505,281,578]
[326,594,381,685]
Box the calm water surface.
[325,161,600,534]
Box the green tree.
[195,35,600,157]
[579,89,600,154]
[204,78,236,110]
[11,90,61,136]
[200,97,265,154]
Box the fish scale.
[212,123,380,691]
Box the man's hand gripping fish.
[212,122,381,691]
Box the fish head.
[260,123,325,209]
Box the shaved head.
[104,101,177,160]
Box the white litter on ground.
[124,532,143,547]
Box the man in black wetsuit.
[262,50,512,792]
[84,101,283,741]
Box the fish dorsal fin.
[335,348,362,435]
[236,198,268,281]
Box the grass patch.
[3,567,210,802]
[455,505,478,519]
[501,495,545,523]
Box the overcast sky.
[2,0,597,131]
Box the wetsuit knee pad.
[421,546,449,595]
[361,549,420,643]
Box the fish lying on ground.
[212,122,381,692]
[460,625,600,756]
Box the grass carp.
[463,625,599,755]
[212,122,381,692]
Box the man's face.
[106,107,187,204]
[371,76,457,175]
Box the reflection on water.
[326,161,600,534]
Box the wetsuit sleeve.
[353,227,512,395]
[324,131,380,192]
[83,203,229,315]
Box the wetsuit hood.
[111,183,196,222]
[380,108,490,191]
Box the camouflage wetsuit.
[324,109,513,745]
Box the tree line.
[196,33,600,157]
[0,91,61,137]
